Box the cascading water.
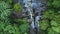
[18,0,44,34]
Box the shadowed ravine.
[13,0,47,34]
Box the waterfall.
[19,0,44,34]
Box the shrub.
[13,3,22,12]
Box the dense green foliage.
[40,0,60,34]
[0,1,11,20]
[0,0,60,34]
[0,0,29,34]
